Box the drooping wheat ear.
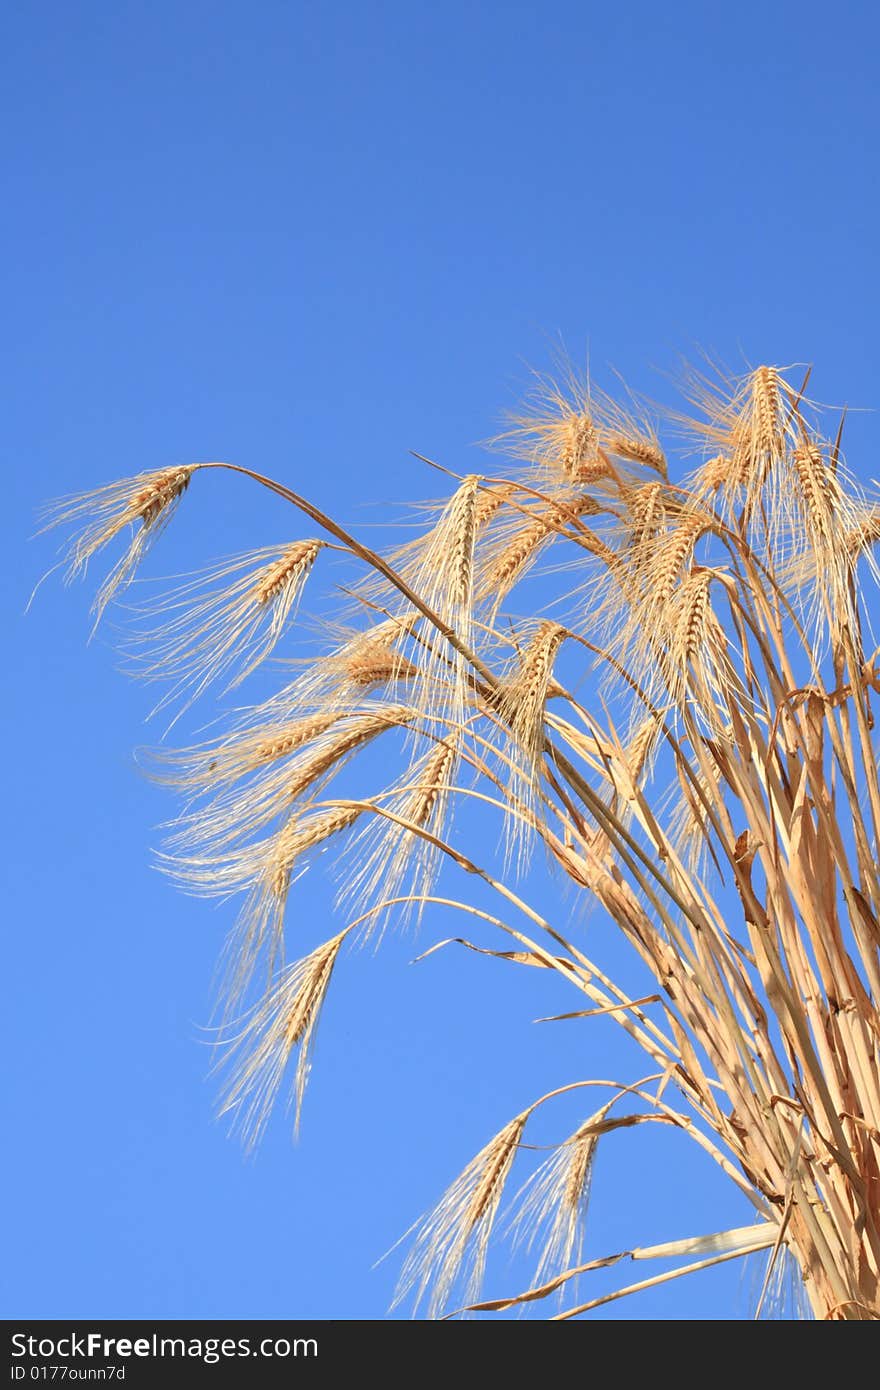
[395,1111,529,1317]
[281,612,422,715]
[479,516,553,608]
[696,453,744,493]
[42,464,197,622]
[269,805,363,901]
[727,365,785,499]
[487,623,563,869]
[251,539,323,605]
[252,712,345,764]
[489,369,621,493]
[792,442,837,544]
[171,798,363,901]
[134,468,194,521]
[405,735,460,830]
[367,476,477,637]
[589,380,669,480]
[651,510,714,605]
[605,433,667,476]
[477,488,607,611]
[668,741,726,875]
[619,481,669,561]
[673,568,715,663]
[123,539,325,714]
[510,1102,611,1290]
[401,475,480,726]
[216,928,349,1147]
[560,413,609,482]
[681,364,794,527]
[445,476,480,611]
[474,481,517,526]
[587,481,668,640]
[341,731,460,936]
[163,706,414,870]
[669,567,742,727]
[748,365,783,458]
[169,801,362,1010]
[845,505,880,559]
[242,805,362,993]
[342,638,418,687]
[497,621,566,793]
[625,714,662,782]
[787,440,868,635]
[146,709,344,795]
[666,567,719,708]
[606,507,712,677]
[283,707,414,805]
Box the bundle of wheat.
[41,362,880,1319]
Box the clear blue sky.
[4,1,879,1320]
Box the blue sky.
[4,1,879,1320]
